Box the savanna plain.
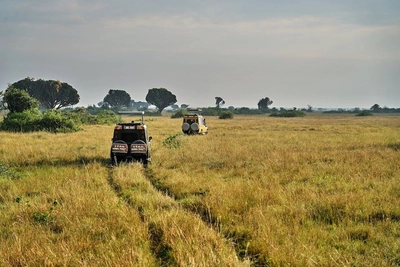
[0,113,399,266]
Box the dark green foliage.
[388,143,400,151]
[15,196,23,203]
[356,110,373,116]
[63,108,119,125]
[219,111,234,119]
[163,134,181,148]
[33,211,51,224]
[199,108,220,116]
[0,109,78,133]
[103,89,131,109]
[370,103,381,112]
[95,110,120,124]
[0,109,42,132]
[0,162,22,180]
[39,110,80,133]
[3,86,40,113]
[146,88,177,114]
[270,110,306,117]
[232,107,264,115]
[194,107,264,116]
[171,109,186,118]
[324,106,400,114]
[257,97,273,110]
[86,105,106,115]
[0,91,5,110]
[12,77,80,109]
[215,97,225,108]
[64,107,95,124]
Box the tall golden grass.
[0,113,399,266]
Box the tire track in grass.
[144,168,265,265]
[107,163,246,266]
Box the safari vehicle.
[110,111,152,165]
[182,108,208,135]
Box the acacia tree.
[103,89,131,109]
[215,97,225,108]
[0,91,4,110]
[3,86,40,113]
[370,104,381,112]
[145,88,177,114]
[180,104,189,109]
[257,97,273,110]
[11,77,80,109]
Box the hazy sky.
[1,0,399,109]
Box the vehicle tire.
[191,123,199,132]
[111,140,127,165]
[182,123,190,131]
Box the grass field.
[0,113,399,266]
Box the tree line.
[1,77,398,117]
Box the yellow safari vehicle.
[182,109,208,135]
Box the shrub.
[163,134,182,148]
[356,110,373,116]
[40,110,80,133]
[95,110,120,124]
[64,107,97,124]
[0,162,22,180]
[270,110,306,117]
[171,109,186,119]
[86,105,106,115]
[200,108,220,116]
[233,107,264,115]
[219,111,234,119]
[3,86,40,113]
[0,109,42,132]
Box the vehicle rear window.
[121,132,139,142]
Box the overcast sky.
[1,0,399,109]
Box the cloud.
[97,14,400,60]
[1,1,399,108]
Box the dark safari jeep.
[110,112,152,165]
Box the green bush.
[0,109,42,132]
[356,110,373,116]
[232,107,264,115]
[95,110,120,124]
[0,162,22,180]
[171,109,186,119]
[64,107,97,124]
[163,134,182,148]
[270,110,306,117]
[86,105,106,115]
[40,110,80,133]
[219,111,234,119]
[200,108,220,116]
